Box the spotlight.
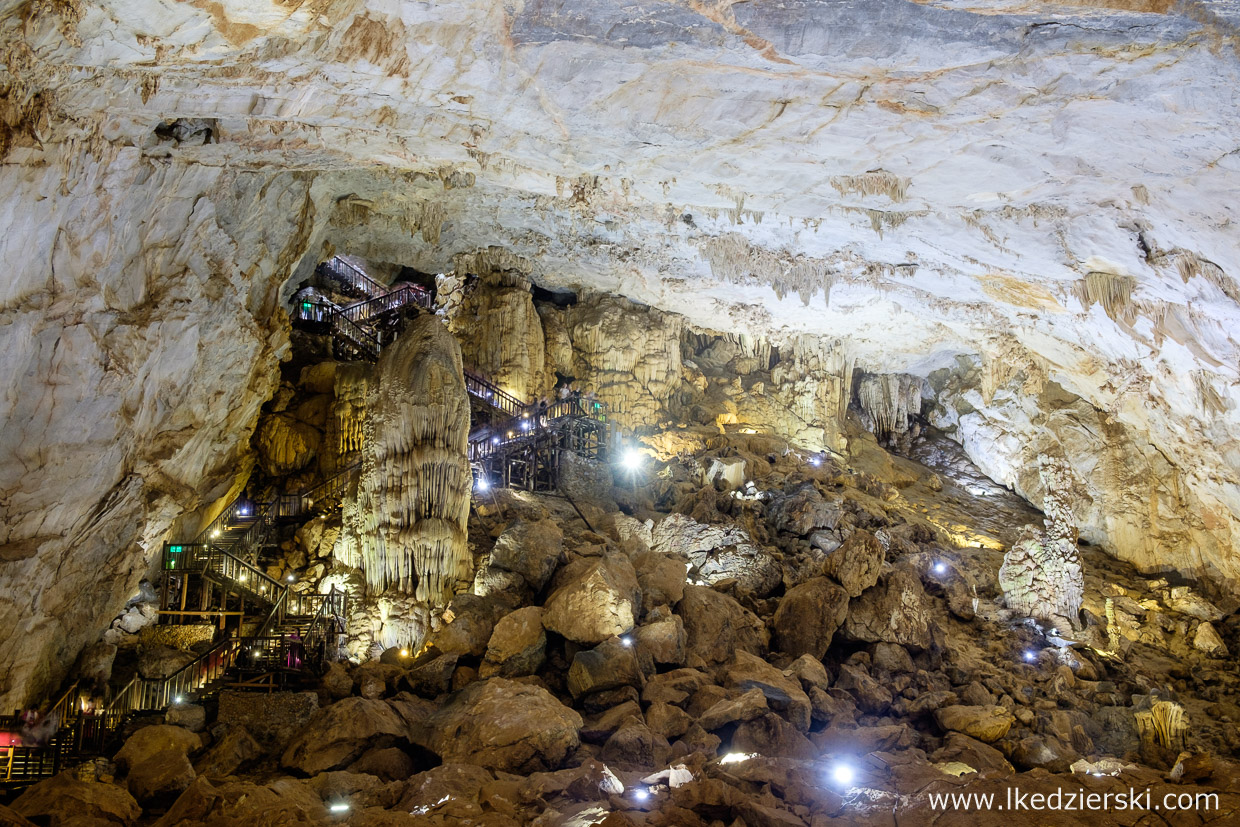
[400,649,409,658]
[492,436,500,444]
[1024,650,1037,663]
[633,788,650,801]
[287,574,295,582]
[621,449,642,471]
[329,802,350,813]
[933,562,947,575]
[238,574,246,582]
[174,695,183,704]
[620,636,633,648]
[211,529,221,538]
[809,456,821,467]
[830,762,855,786]
[522,421,531,431]
[475,477,490,492]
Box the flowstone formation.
[340,315,471,603]
[999,455,1086,630]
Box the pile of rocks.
[12,438,1240,826]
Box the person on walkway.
[19,708,59,747]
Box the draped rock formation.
[449,269,547,402]
[340,316,471,604]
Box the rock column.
[342,315,472,604]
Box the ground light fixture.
[1024,650,1038,662]
[621,449,642,470]
[620,636,633,647]
[830,762,855,786]
[287,574,296,582]
[633,788,650,801]
[933,561,947,574]
[475,476,489,492]
[329,801,350,814]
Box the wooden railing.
[463,368,526,417]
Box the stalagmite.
[999,456,1086,630]
[768,336,854,451]
[340,316,472,604]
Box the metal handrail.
[331,312,381,359]
[463,368,526,416]
[318,256,388,298]
[337,285,430,325]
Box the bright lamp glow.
[933,562,947,575]
[174,695,183,704]
[475,477,489,492]
[400,649,409,657]
[1024,650,1037,662]
[633,788,650,801]
[287,574,295,582]
[809,456,822,467]
[329,802,350,813]
[620,636,633,648]
[831,762,855,786]
[621,449,641,470]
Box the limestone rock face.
[424,678,583,772]
[340,315,472,603]
[450,268,547,401]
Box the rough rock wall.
[563,297,683,430]
[0,147,323,710]
[858,373,924,440]
[450,269,547,402]
[932,354,1239,586]
[340,315,472,604]
[766,336,855,451]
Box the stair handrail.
[337,284,430,326]
[204,544,286,603]
[331,312,381,359]
[319,257,388,299]
[463,368,526,417]
[192,495,260,546]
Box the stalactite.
[768,336,854,450]
[857,373,923,439]
[999,456,1086,630]
[1193,370,1229,416]
[341,316,472,605]
[1074,271,1137,324]
[698,233,835,306]
[830,170,910,201]
[330,363,372,458]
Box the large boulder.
[481,606,547,678]
[633,550,687,613]
[114,725,200,773]
[429,593,512,658]
[195,728,263,778]
[154,777,326,826]
[487,518,565,592]
[765,484,842,536]
[10,772,141,827]
[841,568,933,650]
[568,637,645,697]
[934,705,1015,743]
[217,691,318,752]
[424,678,582,772]
[772,577,849,659]
[722,651,812,732]
[650,514,779,597]
[822,529,885,598]
[636,614,686,665]
[542,556,641,644]
[677,586,769,666]
[281,697,407,774]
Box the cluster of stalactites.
[771,335,854,423]
[341,315,472,605]
[698,232,835,307]
[332,362,371,456]
[857,373,923,439]
[998,455,1086,630]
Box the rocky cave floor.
[6,429,1240,826]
